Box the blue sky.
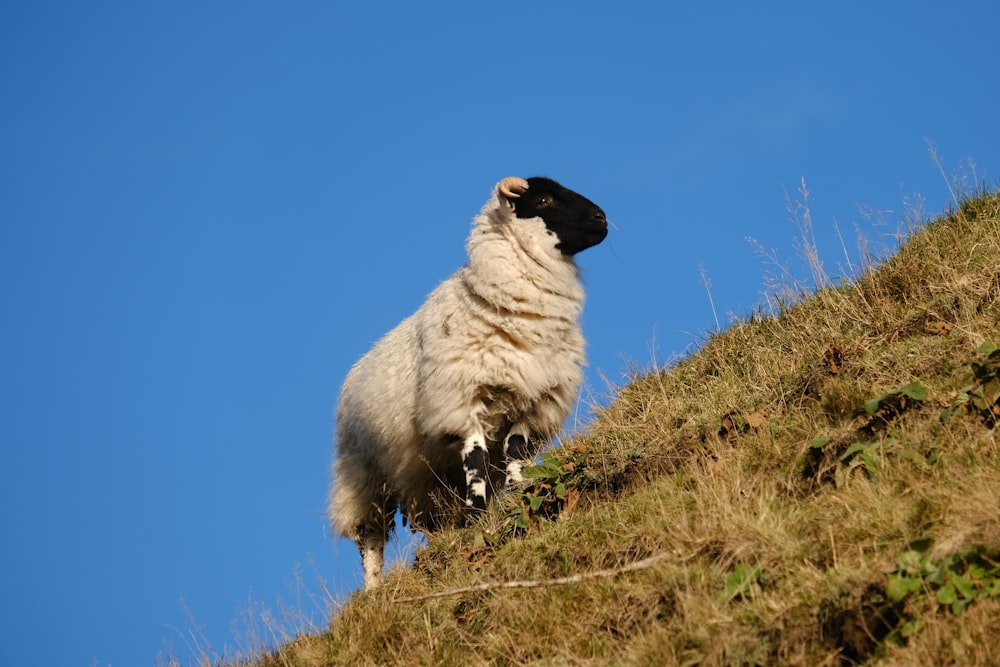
[2,2,998,665]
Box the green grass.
[222,186,999,666]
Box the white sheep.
[328,176,607,589]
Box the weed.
[485,447,590,546]
[885,539,1000,641]
[840,438,891,477]
[854,380,927,435]
[856,381,928,419]
[720,562,762,603]
[804,381,931,488]
[942,341,1000,427]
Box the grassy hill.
[251,188,999,666]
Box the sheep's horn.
[498,177,529,200]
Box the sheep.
[328,176,608,590]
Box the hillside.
[253,189,998,666]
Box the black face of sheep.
[512,177,608,255]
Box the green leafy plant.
[942,342,1000,426]
[720,562,762,603]
[518,449,588,520]
[855,381,927,419]
[807,432,930,488]
[804,382,930,484]
[840,439,885,476]
[485,448,590,546]
[802,383,926,484]
[885,540,1000,640]
[808,435,832,450]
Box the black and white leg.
[461,431,488,513]
[503,423,532,487]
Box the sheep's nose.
[593,209,607,225]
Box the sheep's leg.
[352,484,396,591]
[360,534,384,590]
[503,423,533,487]
[461,431,489,517]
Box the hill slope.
[258,189,999,666]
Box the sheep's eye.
[537,195,553,208]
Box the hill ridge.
[251,189,1000,666]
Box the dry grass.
[228,186,999,667]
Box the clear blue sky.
[2,2,997,665]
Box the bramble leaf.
[809,435,831,449]
[936,582,957,606]
[886,573,922,602]
[974,341,998,356]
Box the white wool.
[329,179,594,588]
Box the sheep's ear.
[497,177,529,211]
